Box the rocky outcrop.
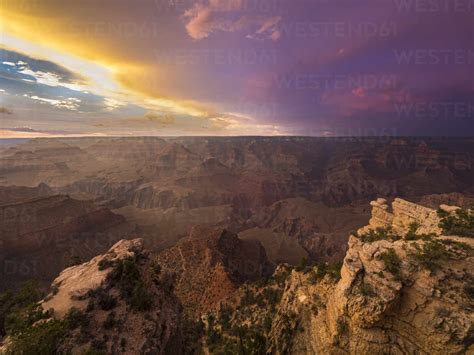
[270,198,474,354]
[3,239,183,354]
[155,226,274,315]
[359,197,443,235]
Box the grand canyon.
[1,0,473,353]
[0,137,473,354]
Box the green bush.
[408,241,449,272]
[218,305,233,331]
[130,284,153,311]
[463,284,474,299]
[336,319,348,335]
[240,288,256,307]
[358,283,375,297]
[5,303,49,336]
[107,257,153,311]
[0,281,44,336]
[149,261,162,276]
[359,227,400,243]
[262,287,282,306]
[96,291,117,311]
[438,208,474,237]
[7,306,88,354]
[377,248,402,280]
[6,319,70,355]
[295,257,308,272]
[97,259,113,271]
[311,262,343,282]
[64,307,89,330]
[103,312,116,330]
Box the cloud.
[24,94,81,111]
[0,106,13,114]
[103,98,126,112]
[144,111,176,125]
[183,1,281,41]
[16,62,86,92]
[4,127,42,133]
[320,87,411,117]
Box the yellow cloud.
[0,6,215,119]
[0,1,287,135]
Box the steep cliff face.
[359,197,443,235]
[0,193,134,291]
[270,198,473,354]
[1,198,472,354]
[155,226,274,315]
[1,239,182,354]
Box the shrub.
[359,227,400,243]
[240,329,266,354]
[438,208,474,237]
[0,281,44,336]
[408,241,449,272]
[262,287,282,306]
[218,305,233,331]
[336,319,348,335]
[107,257,153,311]
[358,283,376,297]
[149,261,162,276]
[64,307,88,330]
[295,257,308,272]
[97,291,117,311]
[312,262,343,282]
[6,319,70,354]
[377,248,402,280]
[5,303,49,336]
[182,318,205,354]
[6,305,88,354]
[463,284,474,299]
[439,239,474,256]
[98,259,113,271]
[240,288,256,307]
[103,312,116,330]
[404,222,420,240]
[130,284,153,311]
[263,316,273,333]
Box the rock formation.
[1,197,472,354]
[267,198,473,354]
[359,197,443,235]
[1,136,473,263]
[155,226,274,315]
[0,192,134,291]
[1,239,182,354]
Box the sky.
[0,0,473,137]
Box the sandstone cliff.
[1,239,182,354]
[155,226,274,316]
[267,198,473,354]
